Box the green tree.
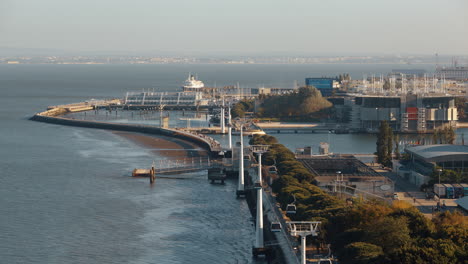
[376,121,393,167]
[383,78,390,90]
[341,242,383,264]
[364,217,413,255]
[259,86,332,120]
[444,126,456,144]
[394,134,400,160]
[455,97,467,121]
[432,129,440,144]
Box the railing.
[153,157,213,174]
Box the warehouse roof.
[455,196,468,212]
[405,144,468,162]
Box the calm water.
[0,63,457,263]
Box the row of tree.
[251,134,467,263]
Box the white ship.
[182,73,205,92]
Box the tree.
[364,217,413,255]
[394,134,400,160]
[383,78,390,90]
[455,97,467,121]
[433,126,456,144]
[341,242,383,264]
[376,121,393,167]
[259,86,332,120]
[432,129,439,144]
[444,126,456,144]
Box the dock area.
[255,122,320,129]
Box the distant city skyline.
[1,0,468,56]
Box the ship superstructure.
[182,73,205,92]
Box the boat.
[182,73,205,92]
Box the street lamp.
[437,168,443,199]
[437,168,443,185]
[336,171,342,193]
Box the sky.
[1,0,468,56]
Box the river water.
[0,63,463,263]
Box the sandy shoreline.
[113,131,208,158]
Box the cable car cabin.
[270,222,282,232]
[286,204,296,214]
[318,259,333,264]
[268,166,278,174]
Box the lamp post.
[437,168,443,197]
[251,145,269,258]
[336,171,342,194]
[437,168,443,185]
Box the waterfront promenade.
[31,101,222,156]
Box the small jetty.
[132,167,156,183]
[132,168,155,177]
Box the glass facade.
[305,78,334,96]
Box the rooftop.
[405,144,468,162]
[297,155,381,178]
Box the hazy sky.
[1,0,467,56]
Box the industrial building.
[124,91,209,107]
[297,155,394,198]
[395,144,468,186]
[344,94,458,133]
[305,78,339,97]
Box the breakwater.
[30,102,222,157]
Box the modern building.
[347,94,458,133]
[124,91,209,107]
[305,78,338,97]
[396,144,468,186]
